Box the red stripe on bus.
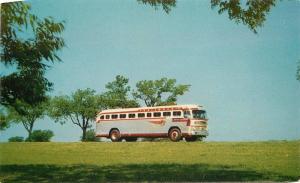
[187,119,191,126]
[97,118,207,122]
[100,110,140,115]
[99,107,193,115]
[96,132,191,138]
[98,118,197,122]
[172,118,189,122]
[98,117,165,122]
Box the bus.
[95,104,208,142]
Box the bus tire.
[185,136,198,142]
[169,128,181,142]
[110,129,121,142]
[125,137,138,142]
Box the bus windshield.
[192,110,207,119]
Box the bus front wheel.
[169,128,182,142]
[110,129,121,142]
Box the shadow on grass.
[0,163,296,183]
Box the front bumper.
[190,129,209,136]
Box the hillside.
[0,141,299,182]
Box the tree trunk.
[81,127,87,142]
[28,130,32,139]
[27,122,34,141]
[23,121,34,141]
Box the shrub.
[83,129,100,142]
[8,136,24,142]
[26,130,54,142]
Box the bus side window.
[163,112,171,117]
[138,113,145,118]
[100,115,104,119]
[183,111,191,118]
[120,114,126,119]
[105,115,110,119]
[154,112,161,117]
[173,111,181,117]
[147,113,152,117]
[112,114,118,119]
[129,114,136,118]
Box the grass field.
[0,140,299,182]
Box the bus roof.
[99,104,204,114]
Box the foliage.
[138,0,276,34]
[8,136,24,142]
[1,70,53,114]
[26,129,54,142]
[133,78,190,107]
[1,2,65,108]
[0,141,299,182]
[48,88,103,141]
[211,0,276,33]
[0,110,10,131]
[137,0,176,14]
[3,99,48,138]
[297,60,300,81]
[101,75,139,108]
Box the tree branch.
[29,120,34,133]
[82,115,86,128]
[69,114,82,128]
[75,113,83,128]
[85,117,90,128]
[22,121,30,133]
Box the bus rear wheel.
[125,137,138,142]
[169,128,182,142]
[110,129,121,142]
[185,136,198,142]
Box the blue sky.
[1,0,299,141]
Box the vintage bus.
[95,104,208,142]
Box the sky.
[1,0,299,142]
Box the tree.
[0,110,10,131]
[48,88,103,141]
[137,0,176,14]
[26,130,54,142]
[211,0,276,34]
[297,60,300,81]
[138,0,276,34]
[133,78,190,107]
[4,100,48,139]
[101,75,139,108]
[1,2,65,110]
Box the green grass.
[0,141,299,182]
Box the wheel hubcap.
[112,132,118,140]
[172,131,178,139]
